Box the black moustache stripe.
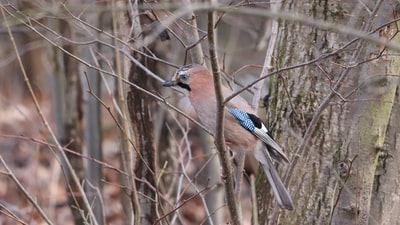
[177,82,191,91]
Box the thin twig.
[0,134,128,176]
[251,1,280,110]
[153,186,211,225]
[207,3,241,225]
[0,156,54,225]
[4,5,212,137]
[224,16,400,105]
[0,199,29,225]
[285,0,384,188]
[332,155,358,213]
[166,115,216,225]
[0,6,99,225]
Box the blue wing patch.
[227,107,255,132]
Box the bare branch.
[0,156,54,225]
[208,2,241,224]
[251,1,280,110]
[0,5,99,225]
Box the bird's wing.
[227,107,290,164]
[228,107,293,210]
[251,121,290,164]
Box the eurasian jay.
[163,64,294,210]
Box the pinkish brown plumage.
[181,65,257,148]
[163,64,293,210]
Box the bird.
[163,64,294,210]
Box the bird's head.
[163,64,212,92]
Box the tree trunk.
[126,4,158,224]
[81,1,104,223]
[55,19,88,225]
[258,1,400,224]
[127,57,158,225]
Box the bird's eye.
[179,73,190,82]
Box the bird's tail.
[260,157,294,210]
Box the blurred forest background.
[0,0,400,225]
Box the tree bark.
[126,4,158,224]
[81,1,104,223]
[55,19,88,225]
[127,56,158,225]
[258,1,399,224]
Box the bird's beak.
[162,79,178,87]
[163,78,192,91]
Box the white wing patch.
[252,123,290,164]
